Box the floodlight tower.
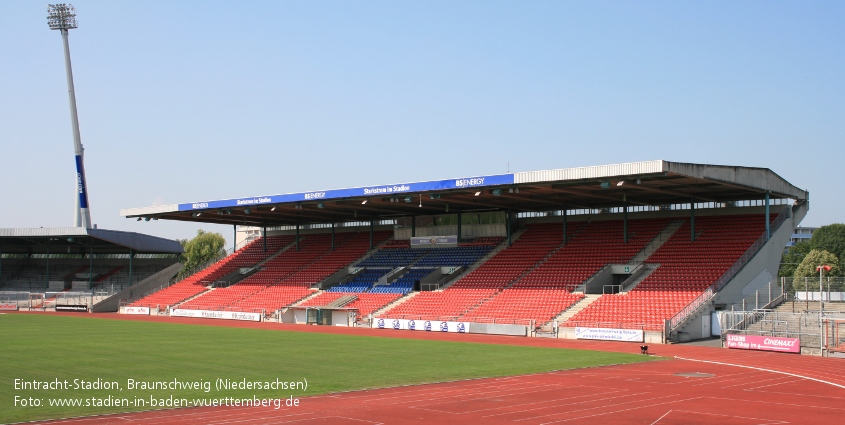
[47,3,92,228]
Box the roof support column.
[369,219,374,250]
[563,208,567,245]
[296,224,300,252]
[46,245,50,290]
[331,223,335,251]
[263,226,267,252]
[411,215,416,238]
[88,245,93,288]
[233,225,237,253]
[128,249,133,287]
[506,209,512,247]
[623,196,629,244]
[690,198,696,242]
[0,246,3,287]
[457,211,462,242]
[765,191,770,241]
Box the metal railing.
[719,310,841,353]
[783,277,845,295]
[668,207,790,332]
[725,281,786,312]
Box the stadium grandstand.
[0,227,182,312]
[118,160,808,343]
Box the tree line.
[779,223,845,291]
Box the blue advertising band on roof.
[177,173,515,212]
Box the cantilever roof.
[0,227,183,255]
[120,160,808,228]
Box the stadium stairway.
[627,220,685,264]
[551,294,602,324]
[572,219,680,293]
[287,290,325,308]
[127,235,297,309]
[248,236,302,269]
[381,224,569,321]
[458,219,662,326]
[163,236,302,309]
[435,229,526,291]
[369,291,419,318]
[220,231,393,313]
[327,295,357,308]
[174,286,215,306]
[348,237,404,269]
[618,263,660,293]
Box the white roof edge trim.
[120,204,180,217]
[0,227,89,237]
[514,160,665,184]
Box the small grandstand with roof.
[0,227,183,312]
[118,160,808,342]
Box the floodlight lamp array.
[47,4,78,30]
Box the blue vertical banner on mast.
[75,154,89,209]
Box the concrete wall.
[92,263,183,312]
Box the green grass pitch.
[0,314,657,423]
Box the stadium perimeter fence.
[721,309,845,356]
[0,290,110,311]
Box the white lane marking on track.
[411,388,630,415]
[535,396,703,424]
[270,416,383,425]
[649,410,672,425]
[512,393,682,422]
[650,409,789,425]
[480,390,648,418]
[674,356,845,389]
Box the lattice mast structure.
[48,4,92,228]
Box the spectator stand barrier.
[47,291,96,311]
[373,314,534,337]
[562,320,664,344]
[0,291,31,310]
[167,304,267,322]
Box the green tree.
[792,249,842,291]
[179,229,226,277]
[808,223,845,259]
[779,224,845,278]
[779,240,811,278]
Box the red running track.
[18,312,845,425]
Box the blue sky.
[1,1,842,245]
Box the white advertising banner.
[374,318,469,333]
[123,306,150,315]
[575,327,644,342]
[410,235,459,248]
[170,309,261,322]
